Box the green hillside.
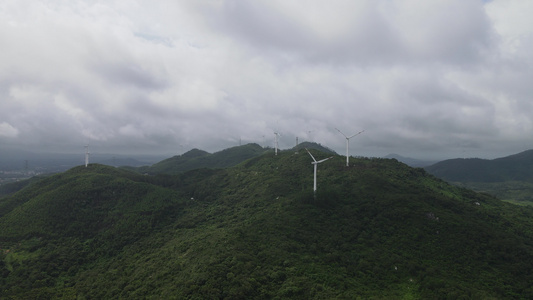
[0,175,47,198]
[425,150,533,205]
[128,142,334,176]
[425,150,533,182]
[2,151,533,299]
[293,141,337,154]
[137,143,267,174]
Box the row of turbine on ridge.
[270,128,363,193]
[304,128,364,193]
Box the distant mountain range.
[384,153,437,168]
[6,143,533,188]
[424,149,533,182]
[0,148,163,172]
[128,142,336,175]
[423,150,533,205]
[133,143,266,174]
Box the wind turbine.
[335,128,364,167]
[305,148,333,193]
[85,144,90,167]
[274,131,281,155]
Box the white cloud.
[0,122,19,137]
[0,0,532,159]
[119,124,144,139]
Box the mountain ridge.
[384,153,437,167]
[128,142,336,175]
[2,149,533,298]
[425,149,533,182]
[139,143,266,174]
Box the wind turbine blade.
[335,128,348,138]
[305,148,317,162]
[317,156,334,164]
[348,130,364,139]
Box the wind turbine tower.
[305,148,333,193]
[335,128,364,167]
[274,132,281,155]
[85,144,90,167]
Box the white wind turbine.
[274,131,281,155]
[335,128,364,167]
[85,144,90,167]
[305,148,333,193]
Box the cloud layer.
[1,0,532,159]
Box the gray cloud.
[1,0,532,160]
[203,0,494,66]
[92,62,168,90]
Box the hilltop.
[292,141,337,155]
[2,150,533,298]
[126,143,266,174]
[127,142,335,175]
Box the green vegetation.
[132,143,268,175]
[0,175,48,198]
[454,181,533,206]
[125,142,335,176]
[293,141,337,155]
[425,149,533,205]
[425,150,533,182]
[2,150,533,298]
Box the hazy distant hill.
[0,148,163,173]
[425,149,533,182]
[0,148,81,172]
[139,143,267,174]
[384,153,437,167]
[134,142,335,175]
[2,149,533,298]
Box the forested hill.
[130,143,266,174]
[384,153,437,167]
[425,149,533,182]
[127,142,335,175]
[2,151,533,298]
[292,141,337,154]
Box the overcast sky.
[1,0,532,160]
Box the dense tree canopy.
[2,150,533,299]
